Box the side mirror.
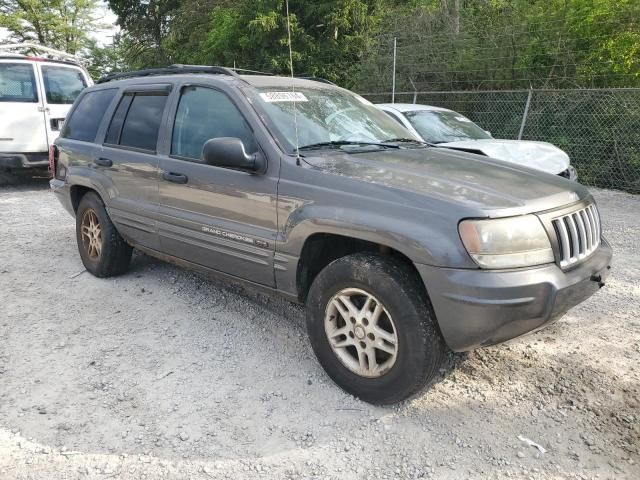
[201,137,265,173]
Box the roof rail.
[0,43,84,64]
[97,64,244,84]
[294,76,336,85]
[230,67,274,76]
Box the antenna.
[285,0,301,165]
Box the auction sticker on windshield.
[260,92,309,102]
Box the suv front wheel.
[306,253,447,404]
[76,192,132,277]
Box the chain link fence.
[361,88,640,194]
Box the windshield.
[405,110,492,143]
[250,86,414,152]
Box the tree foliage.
[355,0,640,91]
[0,0,100,54]
[102,0,639,90]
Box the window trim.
[102,89,170,154]
[103,94,133,146]
[168,83,257,164]
[0,62,39,103]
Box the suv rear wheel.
[306,253,447,404]
[76,192,132,277]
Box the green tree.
[107,0,180,68]
[0,0,100,54]
[163,0,384,87]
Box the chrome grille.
[551,204,601,268]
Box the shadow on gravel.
[0,169,50,190]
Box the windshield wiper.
[297,140,400,151]
[383,137,436,147]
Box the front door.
[37,63,89,148]
[157,85,279,286]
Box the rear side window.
[105,93,168,151]
[0,63,37,103]
[42,66,87,104]
[63,89,117,142]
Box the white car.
[0,44,92,171]
[377,103,577,180]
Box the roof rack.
[97,64,244,84]
[0,43,84,65]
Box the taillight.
[48,145,57,178]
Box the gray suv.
[50,65,612,404]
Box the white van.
[0,44,92,171]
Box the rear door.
[0,60,48,153]
[37,63,90,147]
[98,85,170,250]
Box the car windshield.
[249,85,415,153]
[405,110,492,143]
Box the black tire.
[306,253,447,404]
[76,192,132,277]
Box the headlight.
[459,215,554,269]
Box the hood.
[438,139,570,175]
[302,146,588,216]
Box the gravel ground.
[0,171,638,480]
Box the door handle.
[94,157,112,167]
[162,171,188,184]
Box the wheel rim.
[324,288,398,378]
[80,208,102,261]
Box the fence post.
[518,87,533,140]
[391,37,397,103]
[409,78,417,104]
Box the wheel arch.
[295,231,425,303]
[70,184,98,213]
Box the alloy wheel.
[324,288,398,378]
[80,208,102,260]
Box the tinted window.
[42,66,87,104]
[63,89,117,142]
[105,95,133,145]
[171,87,255,160]
[118,94,167,151]
[0,63,37,102]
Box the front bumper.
[416,240,612,351]
[0,152,48,169]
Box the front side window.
[42,66,87,104]
[249,86,412,152]
[106,93,168,151]
[63,89,116,142]
[171,86,255,160]
[0,63,37,103]
[405,110,492,144]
